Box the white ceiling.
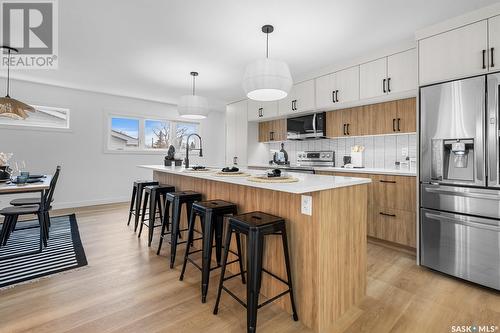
[4,0,499,111]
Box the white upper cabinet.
[225,100,248,166]
[279,80,315,116]
[360,57,387,100]
[489,15,500,71]
[387,49,417,94]
[418,20,488,85]
[316,66,359,109]
[247,100,278,121]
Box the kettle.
[0,165,11,180]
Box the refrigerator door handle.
[424,211,500,232]
[487,75,500,187]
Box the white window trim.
[0,105,71,132]
[103,112,201,155]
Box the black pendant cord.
[6,48,11,98]
[1,46,19,98]
[266,32,269,59]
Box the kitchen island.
[139,165,371,333]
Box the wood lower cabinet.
[317,171,416,249]
[258,119,286,142]
[372,208,416,248]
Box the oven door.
[421,208,500,290]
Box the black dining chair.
[0,166,61,251]
[9,166,61,228]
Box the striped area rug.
[0,214,87,288]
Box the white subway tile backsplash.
[409,134,417,158]
[363,136,374,168]
[264,134,414,169]
[373,136,385,168]
[384,135,397,169]
[396,134,409,162]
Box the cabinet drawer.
[373,208,416,248]
[373,175,416,212]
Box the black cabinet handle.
[383,78,386,93]
[379,212,396,217]
[332,91,336,103]
[343,124,346,136]
[380,180,397,184]
[483,49,487,69]
[335,90,339,102]
[258,107,263,117]
[392,118,396,132]
[270,131,274,141]
[291,100,294,111]
[492,48,495,68]
[397,118,401,131]
[346,123,350,135]
[292,100,297,111]
[387,78,391,93]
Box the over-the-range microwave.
[286,112,326,140]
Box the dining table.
[0,175,53,260]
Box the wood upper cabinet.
[278,80,315,116]
[326,107,361,137]
[326,98,415,137]
[396,98,416,133]
[247,100,278,121]
[315,66,359,109]
[418,20,488,85]
[258,119,286,142]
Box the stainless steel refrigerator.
[420,74,500,290]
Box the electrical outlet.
[301,195,312,216]
[402,147,408,158]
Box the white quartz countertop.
[248,165,416,177]
[138,165,371,195]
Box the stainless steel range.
[420,74,500,290]
[296,151,334,167]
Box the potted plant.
[0,152,13,181]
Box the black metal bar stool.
[156,191,202,268]
[138,184,175,246]
[179,200,246,303]
[127,180,159,232]
[213,211,298,333]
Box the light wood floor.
[0,203,499,333]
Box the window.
[109,117,139,150]
[0,105,70,129]
[145,119,170,149]
[174,122,200,152]
[106,114,200,154]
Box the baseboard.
[52,197,130,210]
[367,236,416,256]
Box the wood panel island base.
[140,166,370,333]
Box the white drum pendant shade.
[243,58,292,101]
[178,94,209,119]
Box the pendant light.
[178,71,209,119]
[243,25,293,102]
[0,46,35,120]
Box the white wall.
[0,79,225,209]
